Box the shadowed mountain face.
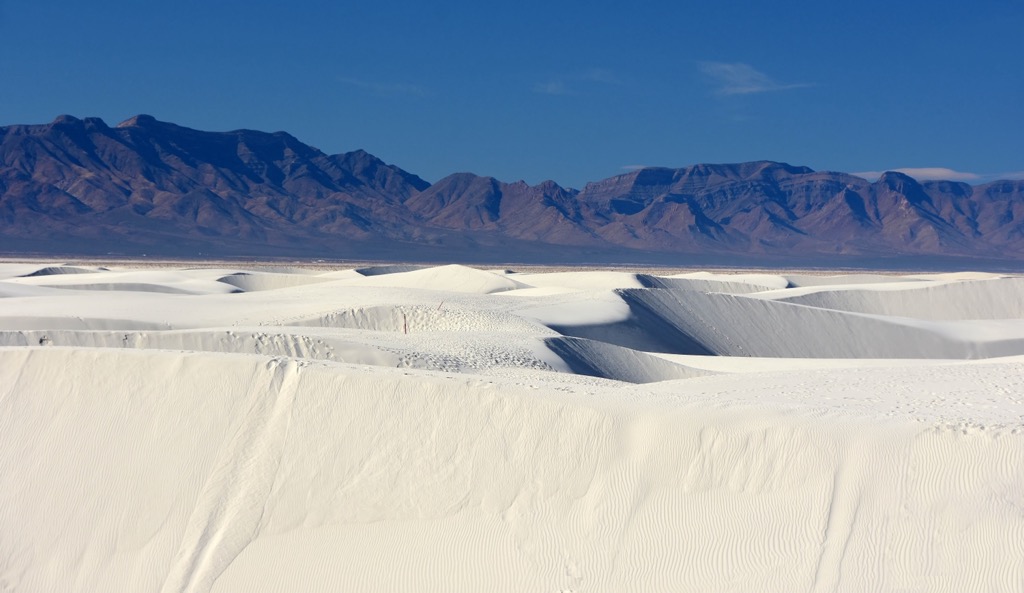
[575,164,1024,258]
[0,115,435,256]
[2,115,1022,265]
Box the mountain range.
[2,114,1022,267]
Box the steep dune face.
[2,263,1024,592]
[3,348,1022,593]
[616,287,1024,358]
[765,276,1024,320]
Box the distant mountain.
[2,115,1022,267]
[405,174,598,245]
[574,163,1024,258]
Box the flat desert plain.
[2,263,1023,592]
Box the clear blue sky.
[2,0,1021,188]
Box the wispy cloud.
[852,167,982,182]
[579,68,622,85]
[339,77,430,97]
[698,61,813,96]
[533,68,622,96]
[532,81,573,95]
[621,165,649,171]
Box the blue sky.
[2,0,1021,188]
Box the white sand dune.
[504,270,646,292]
[617,287,1024,358]
[763,277,1024,320]
[8,268,241,296]
[216,272,335,292]
[333,264,528,294]
[643,270,789,293]
[354,264,429,276]
[783,273,928,287]
[18,264,103,277]
[546,336,715,383]
[2,263,1023,592]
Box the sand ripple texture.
[1,263,1023,592]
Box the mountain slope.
[575,163,1024,258]
[0,115,431,255]
[405,174,599,246]
[1,115,1022,264]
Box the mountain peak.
[116,114,160,128]
[877,170,921,187]
[536,179,568,192]
[51,114,82,126]
[681,160,815,179]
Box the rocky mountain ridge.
[2,114,1022,266]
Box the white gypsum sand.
[1,263,1022,592]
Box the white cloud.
[621,165,649,171]
[339,77,430,97]
[579,68,621,85]
[852,168,982,182]
[533,81,572,95]
[533,69,621,96]
[698,61,813,96]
